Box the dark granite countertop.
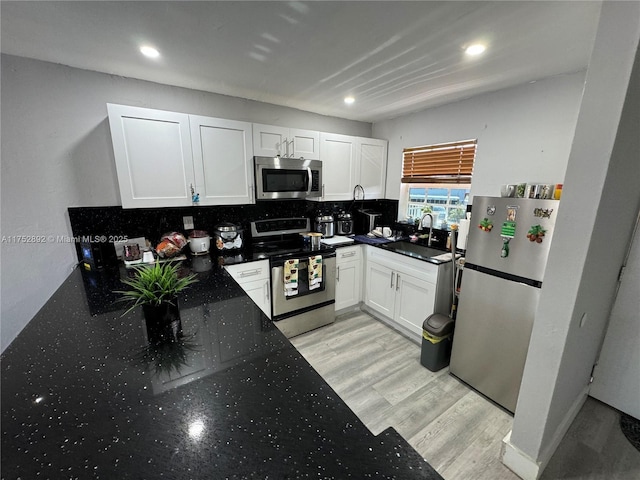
[350,236,455,265]
[1,256,442,479]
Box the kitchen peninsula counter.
[1,259,441,479]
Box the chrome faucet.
[419,213,434,247]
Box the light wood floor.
[290,310,640,480]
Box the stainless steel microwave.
[254,156,322,200]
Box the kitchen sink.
[380,241,450,262]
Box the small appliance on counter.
[315,214,335,238]
[335,211,354,235]
[353,209,381,235]
[188,230,211,255]
[80,241,118,271]
[214,223,244,251]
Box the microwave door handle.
[307,167,313,194]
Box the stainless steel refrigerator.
[450,196,559,413]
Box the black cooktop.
[250,217,336,263]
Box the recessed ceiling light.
[140,46,160,58]
[465,44,486,56]
[344,96,355,105]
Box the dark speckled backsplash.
[69,199,398,250]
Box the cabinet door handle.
[396,274,401,291]
[239,269,261,278]
[341,251,356,258]
[283,137,289,157]
[390,272,395,289]
[264,281,270,302]
[336,266,340,282]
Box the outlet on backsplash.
[183,216,194,230]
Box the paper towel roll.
[457,219,470,250]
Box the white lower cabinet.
[364,246,451,341]
[335,245,362,311]
[224,260,271,318]
[365,261,396,317]
[395,272,437,337]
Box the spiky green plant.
[115,261,197,315]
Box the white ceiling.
[1,1,602,123]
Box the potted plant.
[116,261,197,343]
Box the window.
[400,140,476,229]
[403,185,469,228]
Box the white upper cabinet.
[318,133,388,201]
[107,104,195,208]
[190,116,254,205]
[319,133,357,201]
[108,103,387,208]
[252,123,320,159]
[108,104,256,208]
[357,138,388,199]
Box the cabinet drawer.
[225,260,270,283]
[336,245,361,262]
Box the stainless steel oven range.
[251,218,336,338]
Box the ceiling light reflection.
[140,46,160,58]
[465,44,486,56]
[188,419,205,439]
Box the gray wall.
[511,0,640,465]
[0,54,371,352]
[373,71,586,202]
[373,2,640,474]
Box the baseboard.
[502,430,541,480]
[501,385,590,479]
[537,386,590,468]
[335,304,362,317]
